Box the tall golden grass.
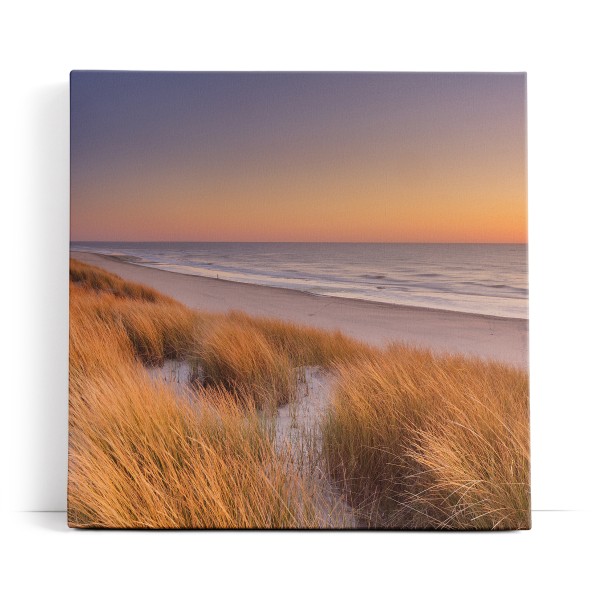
[226,311,372,367]
[69,264,323,528]
[69,259,530,529]
[195,313,371,409]
[322,345,530,529]
[71,284,198,365]
[70,258,171,303]
[198,319,297,409]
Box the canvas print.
[69,71,529,529]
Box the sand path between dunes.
[147,361,357,527]
[71,251,528,369]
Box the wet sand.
[71,251,528,368]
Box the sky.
[71,72,527,243]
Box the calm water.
[70,242,528,319]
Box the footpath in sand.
[148,360,356,527]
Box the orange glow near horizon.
[71,72,527,243]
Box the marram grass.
[69,259,530,529]
[322,346,530,529]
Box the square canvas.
[69,71,529,529]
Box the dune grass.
[227,311,372,367]
[71,284,198,365]
[198,319,297,410]
[193,313,372,410]
[70,258,171,303]
[69,279,323,528]
[322,345,530,529]
[69,258,530,529]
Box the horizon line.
[71,240,528,245]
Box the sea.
[70,242,528,319]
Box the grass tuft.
[322,345,530,529]
[198,319,296,410]
[227,311,372,367]
[70,258,171,303]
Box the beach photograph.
[69,71,529,529]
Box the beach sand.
[71,251,528,368]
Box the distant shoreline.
[70,243,528,320]
[71,251,529,368]
[96,251,527,322]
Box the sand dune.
[71,251,528,368]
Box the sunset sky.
[71,72,527,243]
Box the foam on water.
[71,242,528,319]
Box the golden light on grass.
[69,267,322,528]
[69,259,530,529]
[322,346,530,529]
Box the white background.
[1,1,598,598]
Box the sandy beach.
[72,251,528,368]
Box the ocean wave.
[70,242,528,318]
